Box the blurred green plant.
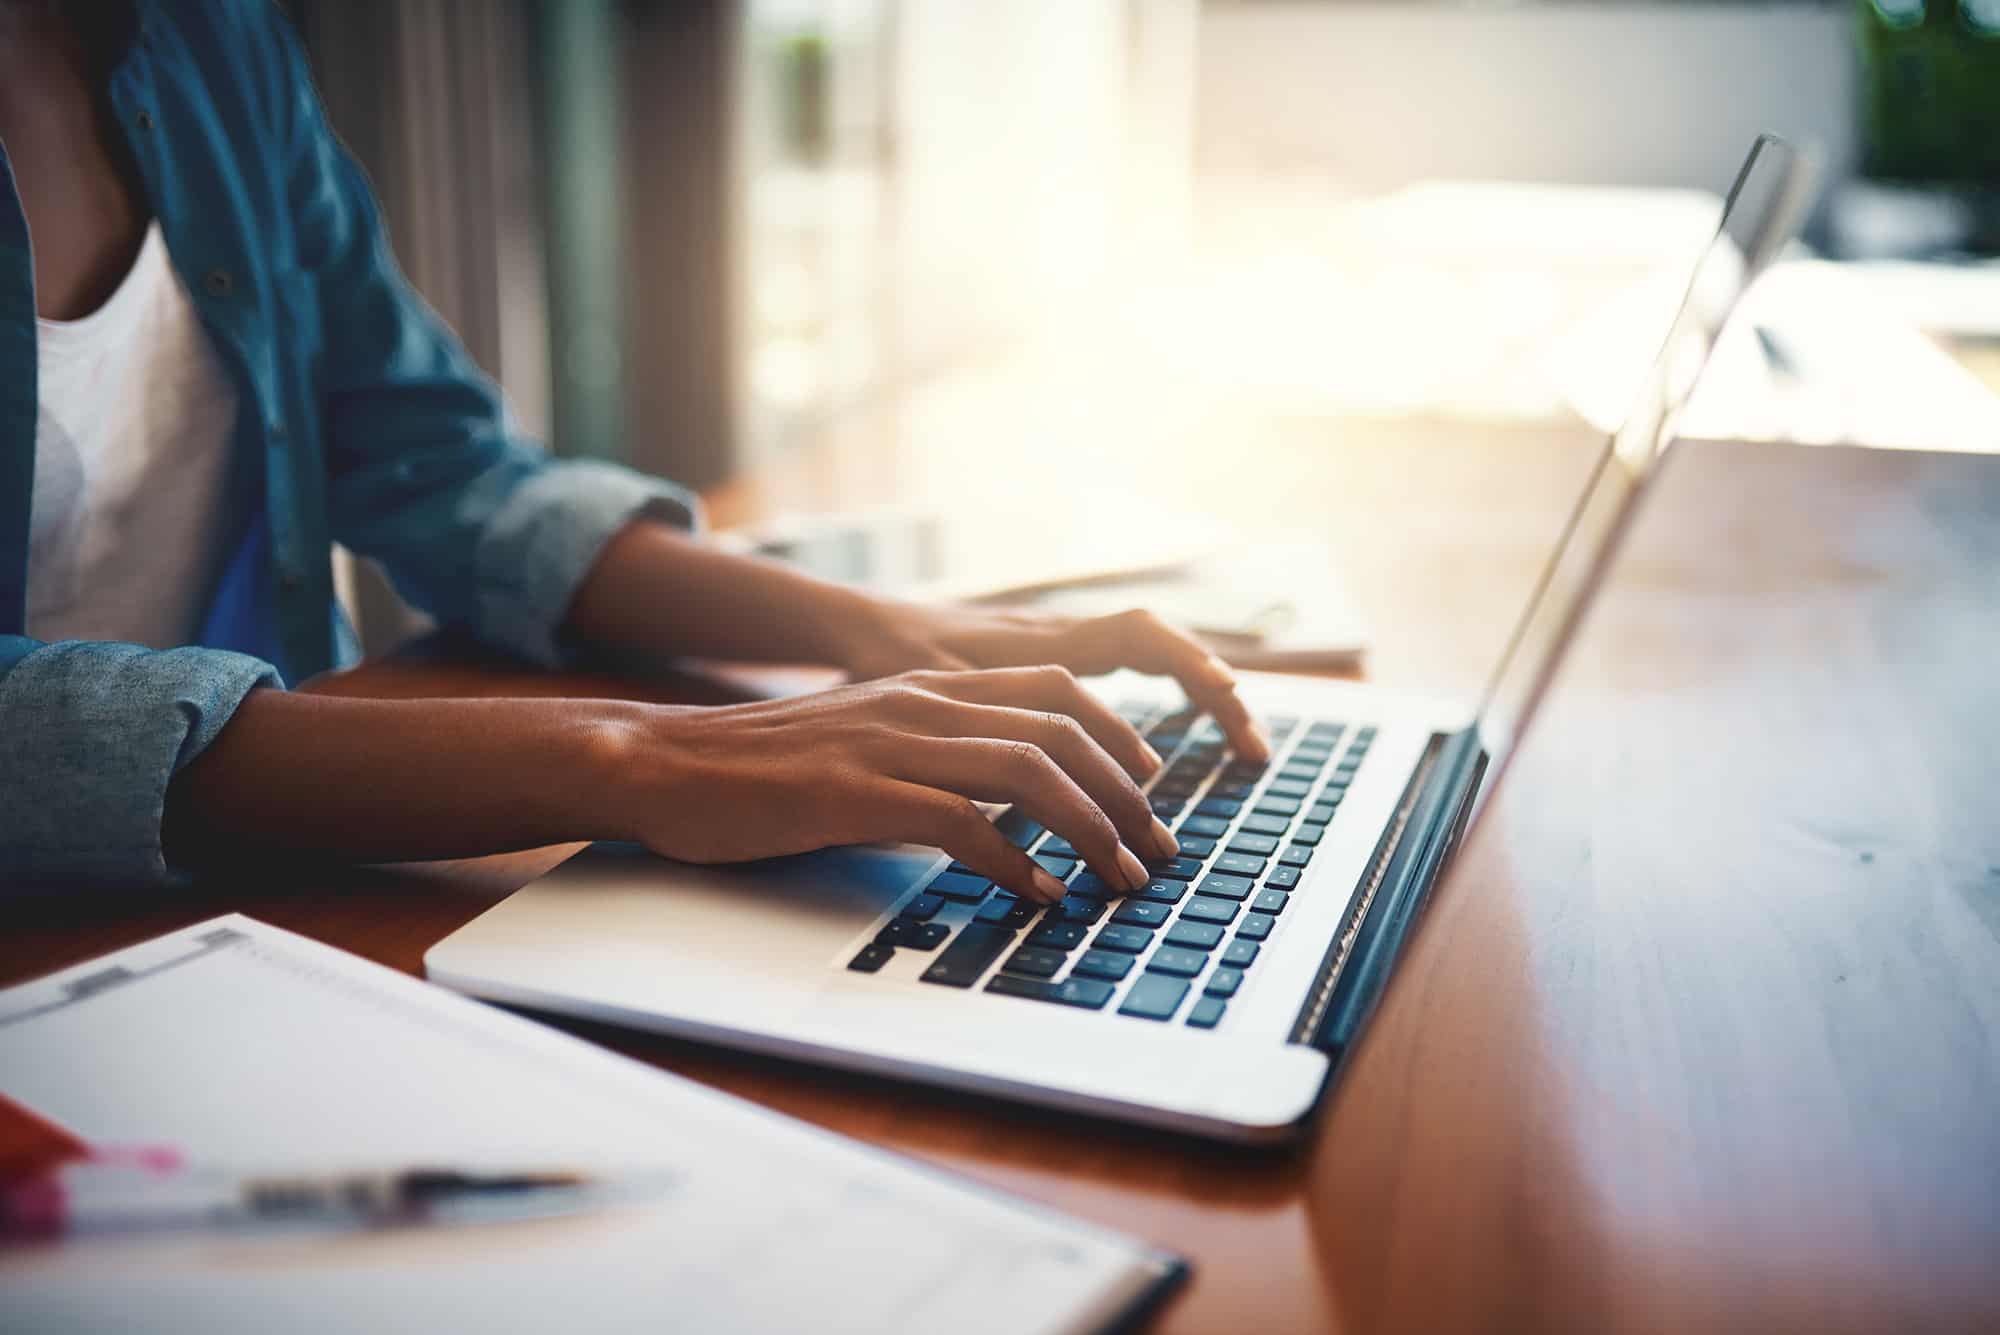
[775,30,829,165]
[1857,0,2000,184]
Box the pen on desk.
[0,1150,604,1243]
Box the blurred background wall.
[283,0,1997,620]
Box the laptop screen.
[1470,135,1818,785]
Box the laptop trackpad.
[428,841,933,1006]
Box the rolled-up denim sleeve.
[264,12,702,669]
[0,637,281,888]
[472,459,702,666]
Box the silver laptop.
[428,138,1816,1143]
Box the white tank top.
[26,221,242,649]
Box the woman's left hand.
[838,600,1271,763]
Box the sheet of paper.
[0,917,1181,1334]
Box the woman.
[0,0,1266,902]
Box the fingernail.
[1140,742,1165,774]
[1116,845,1150,893]
[1031,868,1067,904]
[1148,817,1179,861]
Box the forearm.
[564,519,886,668]
[161,689,630,868]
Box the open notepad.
[0,917,1183,1334]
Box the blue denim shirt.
[0,0,698,887]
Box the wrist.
[806,584,905,674]
[558,700,675,842]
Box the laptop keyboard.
[847,703,1376,1030]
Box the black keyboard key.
[1119,974,1190,1021]
[1236,913,1278,942]
[1094,924,1155,953]
[1056,894,1107,924]
[1034,853,1076,879]
[1241,813,1292,837]
[1307,802,1338,825]
[1180,895,1240,925]
[1194,797,1242,819]
[1110,900,1171,928]
[1037,835,1077,858]
[1253,795,1302,818]
[1227,833,1281,857]
[1068,872,1113,899]
[879,919,950,949]
[920,923,1017,987]
[1208,780,1257,801]
[986,974,1116,1009]
[1165,920,1226,951]
[1004,946,1067,977]
[1178,815,1231,839]
[1264,865,1302,890]
[1177,835,1218,859]
[1335,755,1363,775]
[1292,823,1326,847]
[975,896,1037,927]
[1146,946,1207,977]
[995,809,1044,848]
[1221,939,1261,968]
[1278,763,1321,785]
[1138,878,1188,905]
[1150,797,1187,820]
[1026,921,1088,952]
[1204,967,1244,997]
[1186,996,1227,1029]
[930,871,993,902]
[901,892,944,921]
[1195,872,1255,901]
[1072,949,1135,982]
[1213,852,1267,878]
[848,942,894,973]
[1153,856,1205,881]
[1279,844,1313,868]
[1251,887,1290,915]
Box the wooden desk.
[4,436,1996,1333]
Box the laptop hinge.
[1288,726,1485,1055]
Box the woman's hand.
[566,522,1267,765]
[595,666,1184,905]
[834,601,1271,763]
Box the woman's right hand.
[591,666,1183,905]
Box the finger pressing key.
[874,779,1069,903]
[889,737,1151,894]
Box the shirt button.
[204,268,233,297]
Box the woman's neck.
[0,0,151,321]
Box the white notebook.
[0,916,1183,1334]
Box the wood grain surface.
[3,433,1995,1334]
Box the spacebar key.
[920,924,1017,988]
